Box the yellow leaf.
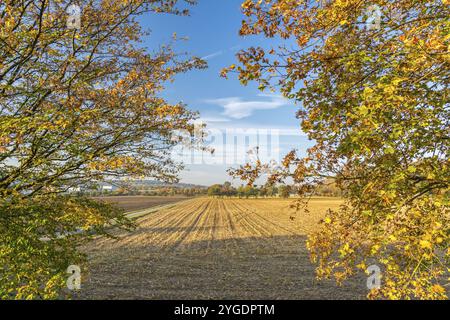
[419,240,432,249]
[431,284,445,294]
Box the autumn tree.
[244,185,258,198]
[207,184,223,197]
[267,185,278,197]
[278,185,291,199]
[237,185,245,198]
[226,0,449,299]
[0,0,205,299]
[259,185,268,197]
[221,181,237,197]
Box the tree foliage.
[226,0,449,299]
[0,0,205,298]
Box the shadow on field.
[132,226,222,234]
[77,235,368,300]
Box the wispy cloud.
[201,50,223,60]
[198,116,231,123]
[205,94,289,119]
[202,121,305,136]
[200,45,241,62]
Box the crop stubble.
[79,198,366,299]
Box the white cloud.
[200,45,241,62]
[204,121,305,136]
[205,94,289,119]
[201,51,223,60]
[198,116,231,123]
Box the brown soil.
[92,195,188,212]
[79,198,367,299]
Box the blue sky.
[140,0,312,185]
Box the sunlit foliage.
[227,0,449,299]
[0,0,205,298]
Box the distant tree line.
[81,180,341,198]
[207,180,342,199]
[85,186,207,197]
[313,179,342,197]
[207,182,291,199]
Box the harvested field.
[91,195,188,212]
[79,198,367,299]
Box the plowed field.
[79,198,366,299]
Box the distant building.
[102,185,113,192]
[67,187,81,193]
